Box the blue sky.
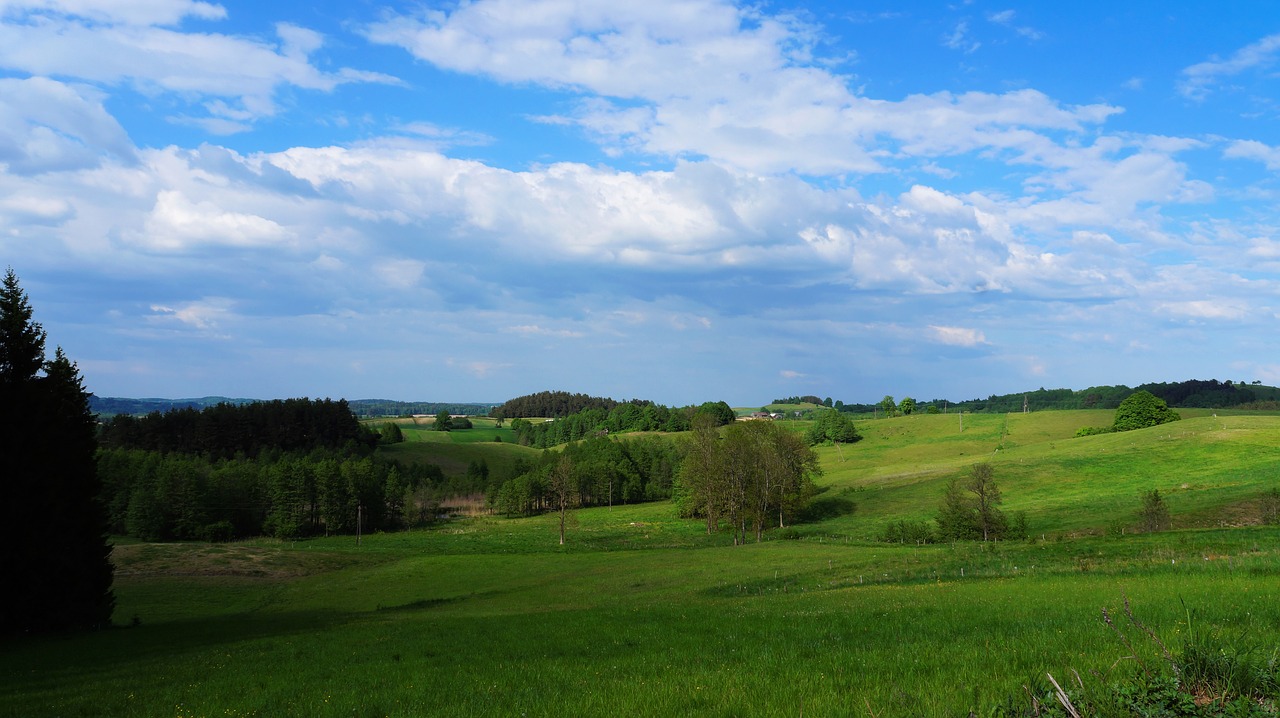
[3,0,1280,406]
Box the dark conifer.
[0,269,114,634]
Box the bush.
[200,520,236,542]
[881,519,936,544]
[1075,425,1115,437]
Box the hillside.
[7,408,1280,716]
[810,409,1280,539]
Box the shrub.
[881,519,936,544]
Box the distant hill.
[832,379,1280,415]
[89,396,257,417]
[345,400,501,418]
[89,396,499,418]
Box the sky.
[3,0,1280,407]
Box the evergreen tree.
[1,269,114,634]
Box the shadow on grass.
[797,495,857,523]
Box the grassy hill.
[812,409,1280,539]
[5,409,1280,716]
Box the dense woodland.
[97,447,445,541]
[508,400,737,448]
[99,398,375,459]
[96,399,451,540]
[490,390,626,419]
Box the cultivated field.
[4,410,1280,716]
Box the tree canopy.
[1112,390,1181,432]
[676,418,821,544]
[804,409,861,445]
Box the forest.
[96,399,448,540]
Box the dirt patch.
[112,542,361,579]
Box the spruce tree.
[0,268,114,634]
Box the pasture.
[4,410,1280,716]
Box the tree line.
[346,400,498,418]
[508,400,736,448]
[97,448,446,541]
[98,398,375,459]
[488,435,681,517]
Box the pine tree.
[1,268,114,634]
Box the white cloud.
[1155,300,1249,321]
[0,77,134,173]
[373,258,425,289]
[0,0,227,26]
[986,9,1042,41]
[506,324,584,338]
[1179,33,1280,101]
[1224,139,1280,170]
[943,20,980,53]
[138,189,288,250]
[0,8,396,130]
[365,1,1116,177]
[928,325,987,347]
[148,297,235,332]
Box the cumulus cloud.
[365,0,1117,176]
[138,189,289,250]
[0,77,135,173]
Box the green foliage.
[803,409,862,445]
[694,400,736,427]
[99,447,443,540]
[898,396,916,415]
[491,390,623,419]
[881,519,936,544]
[1114,390,1182,432]
[434,410,453,431]
[1075,424,1116,437]
[879,394,897,417]
[487,435,681,515]
[378,422,405,444]
[936,462,1009,541]
[509,401,693,447]
[676,418,820,543]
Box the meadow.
[4,410,1280,717]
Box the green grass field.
[5,410,1280,716]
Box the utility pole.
[357,503,363,546]
[959,411,963,432]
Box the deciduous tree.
[936,462,1009,542]
[548,454,578,545]
[1113,391,1180,432]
